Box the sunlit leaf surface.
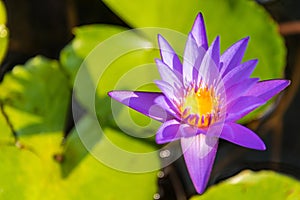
[0,130,157,200]
[0,0,8,63]
[191,170,300,200]
[0,56,158,199]
[60,25,161,134]
[0,56,70,135]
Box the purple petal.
[156,59,183,90]
[156,120,205,144]
[221,59,258,89]
[108,91,172,122]
[156,119,182,144]
[182,33,200,86]
[225,78,259,103]
[226,96,265,121]
[181,134,218,194]
[158,34,182,75]
[155,80,182,106]
[192,47,206,82]
[220,37,249,76]
[220,122,266,150]
[207,36,220,66]
[197,36,220,86]
[191,13,208,50]
[155,120,184,143]
[245,79,291,101]
[154,95,180,119]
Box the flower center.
[180,85,219,128]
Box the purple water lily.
[108,13,290,194]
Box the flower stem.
[0,101,18,143]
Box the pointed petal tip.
[212,36,220,47]
[154,58,161,64]
[155,136,165,144]
[157,34,165,44]
[196,12,204,18]
[155,58,165,67]
[107,90,132,101]
[245,79,291,102]
[253,59,259,64]
[194,12,205,25]
[107,90,118,99]
[220,36,251,76]
[275,79,291,91]
[241,36,250,49]
[205,35,220,66]
[157,34,171,50]
[261,143,267,151]
[252,136,267,151]
[157,34,183,75]
[195,185,206,194]
[181,135,218,195]
[191,13,208,50]
[220,122,267,151]
[239,36,250,45]
[107,90,131,101]
[243,36,250,42]
[245,59,259,69]
[252,140,266,151]
[270,78,291,87]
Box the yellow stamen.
[181,85,218,128]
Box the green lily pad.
[71,24,128,59]
[0,110,15,143]
[0,1,6,24]
[0,53,158,199]
[0,128,158,200]
[0,0,8,63]
[63,112,159,175]
[60,25,162,135]
[191,170,300,200]
[103,0,285,79]
[0,56,70,135]
[60,24,128,85]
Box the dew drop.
[159,149,170,158]
[157,171,164,178]
[153,193,160,200]
[0,25,7,38]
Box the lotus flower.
[108,13,290,194]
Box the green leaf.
[63,113,159,178]
[0,111,15,143]
[103,0,285,78]
[0,130,64,200]
[0,116,158,199]
[0,56,70,135]
[61,25,162,132]
[72,24,128,58]
[0,0,6,24]
[0,0,8,63]
[191,170,300,200]
[60,24,128,85]
[0,47,158,199]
